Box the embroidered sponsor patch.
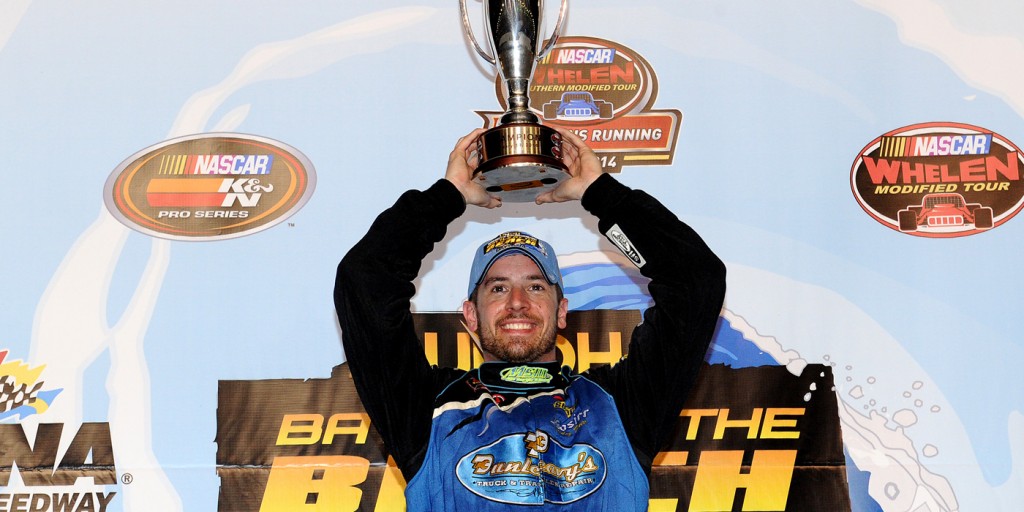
[484,232,546,255]
[551,400,591,436]
[606,224,646,267]
[499,366,553,385]
[457,430,606,505]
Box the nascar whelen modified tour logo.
[851,122,1024,237]
[104,133,315,241]
[478,36,681,173]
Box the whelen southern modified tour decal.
[104,133,316,241]
[477,36,681,173]
[851,122,1024,238]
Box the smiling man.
[464,231,567,364]
[334,127,726,510]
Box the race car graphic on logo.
[851,122,1024,237]
[104,133,316,241]
[477,36,681,173]
[896,193,993,232]
[542,91,614,121]
[456,430,606,505]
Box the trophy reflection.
[460,0,569,202]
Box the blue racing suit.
[334,174,725,510]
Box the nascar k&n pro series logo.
[851,122,1024,237]
[104,133,315,241]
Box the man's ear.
[463,300,479,332]
[556,297,568,330]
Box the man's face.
[463,254,568,363]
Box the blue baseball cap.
[467,231,563,298]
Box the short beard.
[478,314,558,363]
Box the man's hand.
[445,128,501,209]
[535,127,604,205]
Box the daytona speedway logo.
[104,133,315,241]
[0,350,119,510]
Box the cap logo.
[484,232,547,256]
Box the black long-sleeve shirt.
[334,174,726,501]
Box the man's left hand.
[445,128,501,209]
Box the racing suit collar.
[477,361,565,390]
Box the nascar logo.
[158,154,273,175]
[104,133,315,241]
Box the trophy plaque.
[460,0,569,202]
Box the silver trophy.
[461,0,569,202]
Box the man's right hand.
[445,128,502,209]
[535,127,604,205]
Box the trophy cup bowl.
[461,0,569,202]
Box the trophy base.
[473,123,569,203]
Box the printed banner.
[217,311,849,511]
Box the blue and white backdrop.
[1,1,1022,510]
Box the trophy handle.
[460,0,496,66]
[536,0,568,60]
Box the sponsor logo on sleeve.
[606,224,646,268]
[851,122,1024,237]
[104,133,316,241]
